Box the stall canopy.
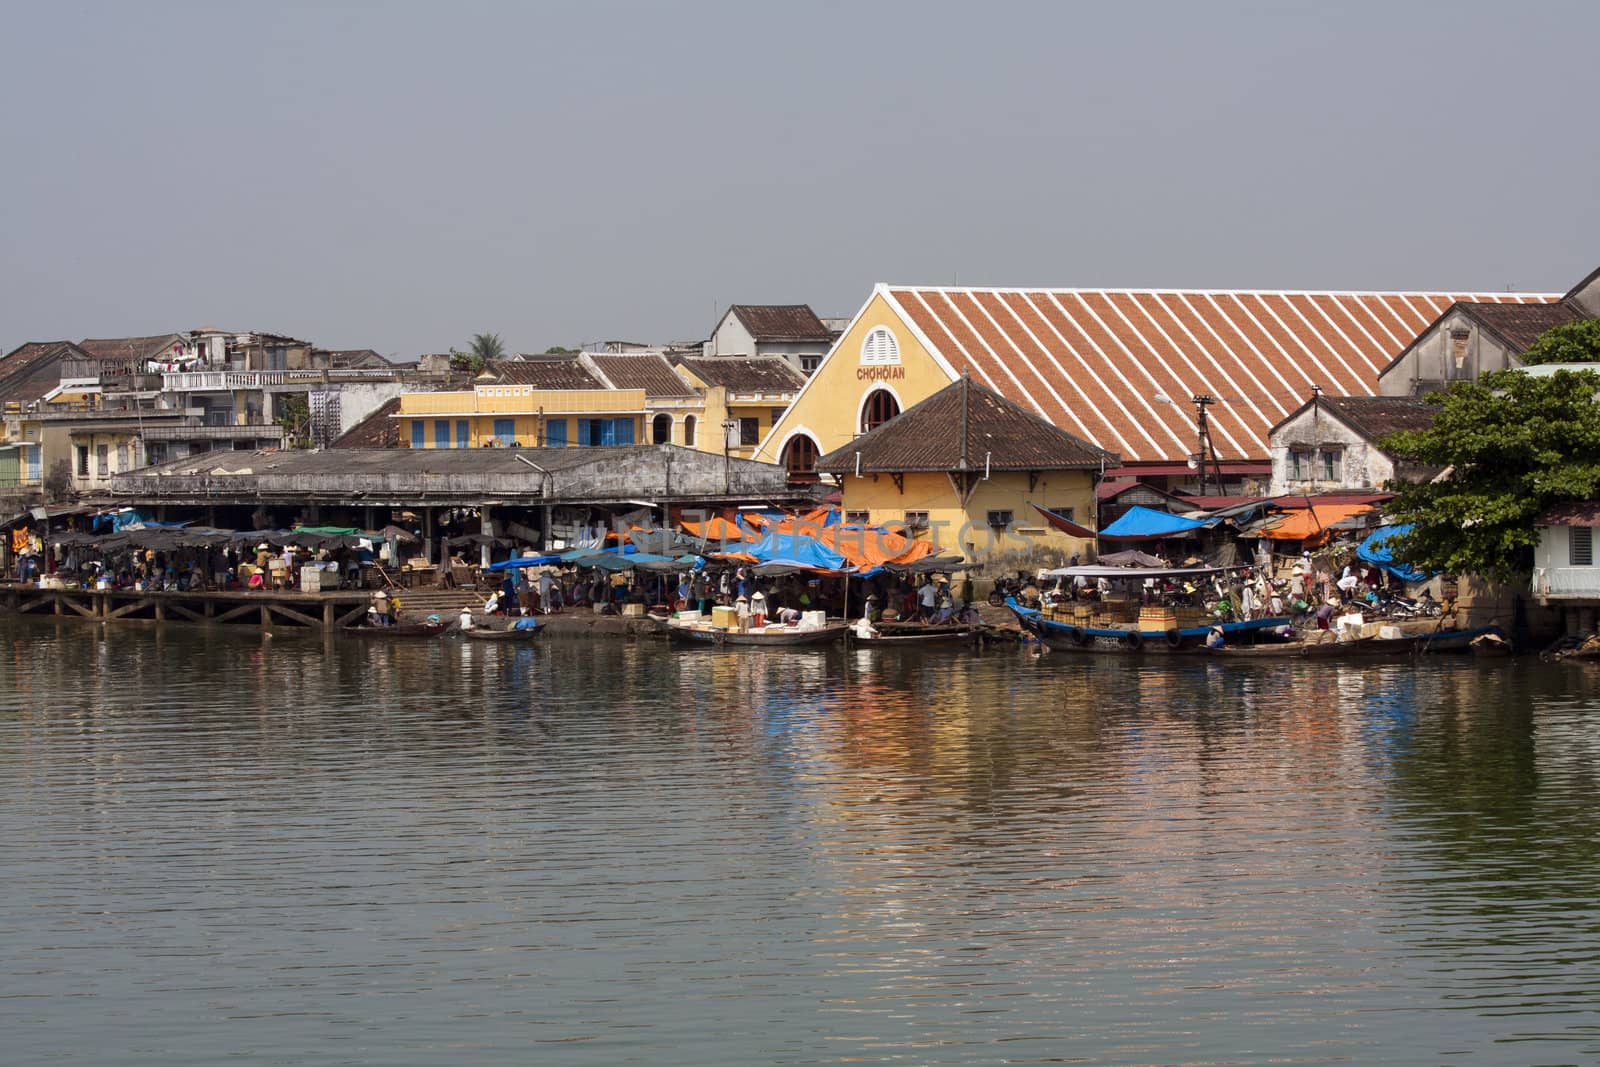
[1031,504,1100,539]
[1098,506,1215,540]
[1253,503,1374,545]
[1356,524,1429,582]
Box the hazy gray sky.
[3,0,1596,358]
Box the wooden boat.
[1362,625,1503,655]
[462,624,542,642]
[665,621,847,647]
[847,622,984,646]
[1210,636,1374,658]
[340,619,448,638]
[1008,598,1291,654]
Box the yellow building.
[815,376,1109,565]
[672,357,807,464]
[397,382,649,449]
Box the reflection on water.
[3,620,1600,1065]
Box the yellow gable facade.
[753,288,958,470]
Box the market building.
[757,282,1559,477]
[815,375,1110,565]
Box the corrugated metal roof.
[882,285,1559,462]
[817,375,1110,474]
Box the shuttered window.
[860,326,900,365]
[1572,526,1594,566]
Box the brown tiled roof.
[0,341,77,382]
[816,375,1112,474]
[1318,396,1437,442]
[1540,501,1600,527]
[729,304,833,342]
[491,358,602,389]
[677,356,806,393]
[1460,301,1585,352]
[77,334,186,364]
[587,354,696,398]
[330,397,401,448]
[880,285,1558,462]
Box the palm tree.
[469,332,506,362]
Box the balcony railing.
[162,368,403,391]
[1533,566,1600,599]
[139,422,286,442]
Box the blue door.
[456,421,469,449]
[411,421,424,449]
[434,420,450,448]
[545,419,567,447]
[494,418,515,446]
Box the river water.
[3,619,1599,1066]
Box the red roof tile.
[883,285,1559,462]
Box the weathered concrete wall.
[1378,308,1519,397]
[1268,405,1395,495]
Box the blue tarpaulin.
[736,530,848,571]
[1357,524,1429,582]
[484,553,562,572]
[1099,506,1214,540]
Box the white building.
[1266,393,1438,496]
[703,304,837,376]
[1533,502,1600,637]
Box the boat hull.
[462,626,542,642]
[666,623,846,647]
[340,622,448,639]
[1008,598,1289,654]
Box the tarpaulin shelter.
[1031,503,1100,539]
[484,553,562,572]
[1098,506,1215,539]
[1356,524,1429,582]
[1253,503,1374,545]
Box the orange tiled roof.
[881,286,1559,462]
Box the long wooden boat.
[462,624,542,642]
[1362,625,1503,655]
[340,620,448,638]
[1008,598,1291,654]
[665,622,847,647]
[847,623,984,646]
[1210,636,1374,659]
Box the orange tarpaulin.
[1260,504,1373,544]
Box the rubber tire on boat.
[1165,627,1184,649]
[1067,625,1090,647]
[1122,630,1143,651]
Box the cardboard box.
[712,605,740,630]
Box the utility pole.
[1192,394,1216,496]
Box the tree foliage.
[543,345,575,355]
[469,332,506,361]
[1381,368,1600,581]
[1518,319,1600,365]
[448,332,505,373]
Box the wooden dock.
[1,582,374,632]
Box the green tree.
[1381,368,1600,581]
[469,332,506,361]
[543,345,575,355]
[1518,319,1600,365]
[448,332,505,373]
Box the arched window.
[782,434,819,477]
[861,389,900,432]
[651,413,673,444]
[683,414,696,447]
[860,326,900,365]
